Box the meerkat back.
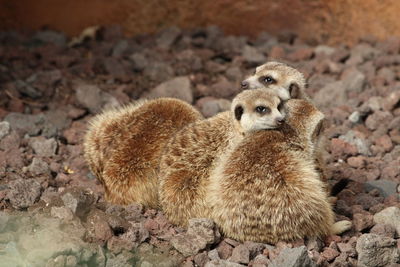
[206,99,336,243]
[83,98,203,208]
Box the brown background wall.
[1,0,399,45]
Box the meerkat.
[83,98,203,208]
[241,61,309,101]
[243,61,332,194]
[159,89,286,227]
[206,98,351,243]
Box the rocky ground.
[0,25,399,267]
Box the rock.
[111,40,129,57]
[196,97,231,117]
[156,26,181,50]
[217,241,234,260]
[253,254,270,266]
[365,111,393,131]
[4,113,44,136]
[103,57,126,77]
[287,47,314,61]
[373,206,400,235]
[354,194,380,210]
[315,45,336,56]
[87,209,114,242]
[337,242,356,257]
[341,67,366,92]
[50,206,74,221]
[314,81,347,109]
[60,187,95,219]
[210,76,238,98]
[28,157,50,175]
[15,79,42,99]
[29,137,58,157]
[41,109,71,138]
[243,241,265,259]
[194,251,209,267]
[242,45,266,65]
[145,76,193,103]
[320,247,340,262]
[143,61,174,82]
[348,111,361,123]
[229,244,250,264]
[130,52,148,71]
[347,156,366,168]
[375,135,394,152]
[205,260,244,267]
[0,121,10,140]
[62,121,87,145]
[356,234,400,267]
[339,130,371,156]
[7,178,42,209]
[353,212,374,232]
[33,30,66,46]
[269,246,316,267]
[75,84,104,114]
[171,218,220,257]
[370,224,396,238]
[208,249,220,260]
[365,180,398,197]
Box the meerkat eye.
[263,76,276,84]
[255,106,270,114]
[234,105,244,121]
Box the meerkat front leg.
[331,220,352,235]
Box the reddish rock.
[347,156,366,168]
[331,138,358,159]
[353,212,375,232]
[287,47,314,61]
[375,135,394,152]
[370,223,396,238]
[320,247,340,262]
[268,46,285,59]
[217,241,233,260]
[229,244,250,264]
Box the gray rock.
[145,76,193,103]
[75,84,103,114]
[197,97,231,118]
[208,249,220,260]
[50,206,74,221]
[61,187,95,219]
[356,233,400,267]
[205,259,244,267]
[4,113,45,136]
[41,109,71,138]
[15,79,42,99]
[33,30,66,46]
[242,45,266,65]
[7,178,42,209]
[229,244,250,264]
[269,246,317,267]
[130,52,148,71]
[111,40,128,57]
[348,111,361,123]
[194,251,209,267]
[156,26,181,50]
[314,81,346,109]
[341,68,366,92]
[29,137,58,157]
[0,121,10,140]
[143,61,174,82]
[314,45,336,56]
[171,218,220,257]
[28,157,50,175]
[339,130,371,156]
[365,180,398,197]
[253,254,271,266]
[374,206,400,235]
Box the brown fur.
[159,94,351,243]
[83,98,203,208]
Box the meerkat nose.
[276,117,285,124]
[241,80,249,89]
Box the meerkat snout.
[241,61,308,101]
[232,89,286,133]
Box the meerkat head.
[231,89,286,133]
[240,61,307,100]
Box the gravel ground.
[0,26,399,267]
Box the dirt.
[0,25,399,266]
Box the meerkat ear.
[234,105,244,121]
[289,83,301,99]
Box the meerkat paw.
[332,220,352,235]
[328,196,338,205]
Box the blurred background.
[2,0,400,45]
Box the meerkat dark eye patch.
[277,101,284,112]
[289,83,300,99]
[255,106,271,114]
[234,105,244,121]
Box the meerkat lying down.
[83,98,203,208]
[159,89,351,243]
